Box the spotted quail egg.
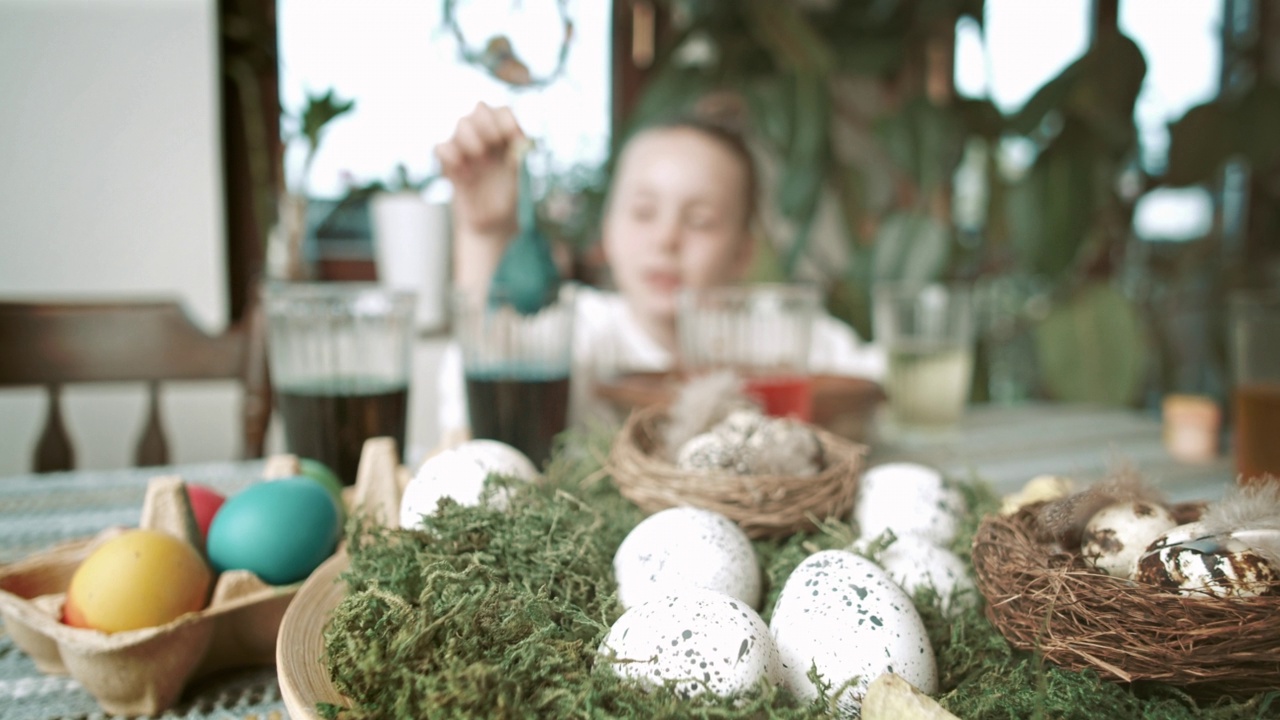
[598,588,781,699]
[854,463,965,548]
[614,506,762,610]
[770,549,937,717]
[676,431,747,474]
[716,409,767,443]
[1079,500,1177,578]
[857,533,975,617]
[398,440,537,529]
[740,418,823,476]
[1134,521,1277,598]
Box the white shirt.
[438,284,884,440]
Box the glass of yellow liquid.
[873,282,974,443]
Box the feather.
[661,370,757,462]
[1035,459,1165,548]
[1198,482,1280,566]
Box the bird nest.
[971,501,1280,699]
[608,405,866,539]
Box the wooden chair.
[0,298,271,472]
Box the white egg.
[1079,500,1177,578]
[860,533,975,617]
[854,463,965,548]
[598,588,781,699]
[1134,521,1277,598]
[453,439,540,483]
[770,549,937,717]
[613,507,762,610]
[398,440,537,529]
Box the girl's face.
[602,127,753,327]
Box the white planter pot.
[370,192,451,333]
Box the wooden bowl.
[277,438,405,719]
[594,371,885,442]
[277,552,351,719]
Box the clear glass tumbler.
[452,284,576,466]
[678,283,820,421]
[1230,289,1280,484]
[264,282,416,485]
[873,282,975,442]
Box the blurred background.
[1,0,1276,473]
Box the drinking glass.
[678,284,819,421]
[264,283,416,485]
[453,284,576,466]
[1230,289,1280,484]
[873,282,974,441]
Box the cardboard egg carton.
[0,440,408,717]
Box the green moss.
[319,428,1278,719]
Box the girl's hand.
[435,102,525,244]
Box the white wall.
[0,0,232,475]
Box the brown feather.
[1035,460,1164,548]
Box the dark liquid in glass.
[465,371,570,466]
[276,380,408,485]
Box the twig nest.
[1134,521,1278,598]
[674,409,823,477]
[1080,500,1177,578]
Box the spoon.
[488,145,560,315]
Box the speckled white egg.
[740,418,823,477]
[676,431,746,473]
[1080,500,1177,578]
[613,507,761,610]
[398,440,537,529]
[854,463,965,548]
[770,549,937,717]
[1134,521,1277,598]
[453,439,539,482]
[860,534,975,617]
[598,589,781,699]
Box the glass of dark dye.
[454,285,575,467]
[264,283,416,485]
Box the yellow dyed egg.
[64,529,212,633]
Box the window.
[277,0,613,201]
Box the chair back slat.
[34,384,74,472]
[0,298,270,472]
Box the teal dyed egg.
[207,477,341,585]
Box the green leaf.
[1034,284,1147,405]
[875,97,967,195]
[1005,119,1098,278]
[831,38,904,75]
[301,89,356,152]
[778,72,830,276]
[1164,100,1233,187]
[742,0,834,73]
[1235,80,1280,170]
[871,211,950,282]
